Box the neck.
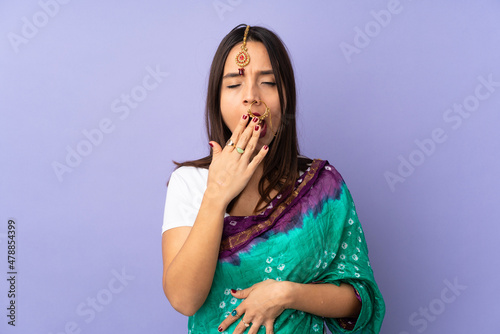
[228,164,267,216]
[247,163,264,190]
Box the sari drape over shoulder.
[188,160,385,333]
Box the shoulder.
[308,159,345,185]
[302,159,348,202]
[162,166,208,232]
[167,166,208,198]
[169,166,208,187]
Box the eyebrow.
[222,70,275,79]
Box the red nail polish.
[263,145,268,150]
[218,326,223,332]
[209,142,214,147]
[253,117,259,123]
[242,114,248,120]
[231,289,237,293]
[255,125,260,131]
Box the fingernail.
[255,125,260,131]
[231,289,237,293]
[263,145,268,150]
[242,114,248,120]
[218,326,223,332]
[209,142,214,147]
[253,117,259,123]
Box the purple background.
[1,1,499,333]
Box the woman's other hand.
[217,279,288,334]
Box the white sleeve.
[162,166,209,234]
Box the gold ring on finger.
[226,139,235,147]
[241,320,250,328]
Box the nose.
[242,82,260,106]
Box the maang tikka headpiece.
[235,25,250,75]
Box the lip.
[246,111,267,137]
[259,121,267,138]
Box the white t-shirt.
[162,164,308,234]
[162,166,209,234]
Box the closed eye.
[263,82,276,86]
[227,84,241,89]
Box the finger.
[227,114,251,147]
[238,125,259,163]
[231,287,250,299]
[247,321,262,334]
[217,308,242,332]
[235,117,259,152]
[264,321,274,334]
[210,141,223,157]
[233,319,252,334]
[246,144,269,171]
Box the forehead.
[223,41,273,73]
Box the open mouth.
[247,111,269,123]
[247,112,268,138]
[247,100,271,138]
[259,120,267,138]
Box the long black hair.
[176,24,311,211]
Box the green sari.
[188,160,385,333]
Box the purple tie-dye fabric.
[220,159,343,260]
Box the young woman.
[161,24,385,334]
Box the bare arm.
[162,115,268,316]
[282,281,361,318]
[162,195,226,315]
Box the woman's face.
[220,41,282,150]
